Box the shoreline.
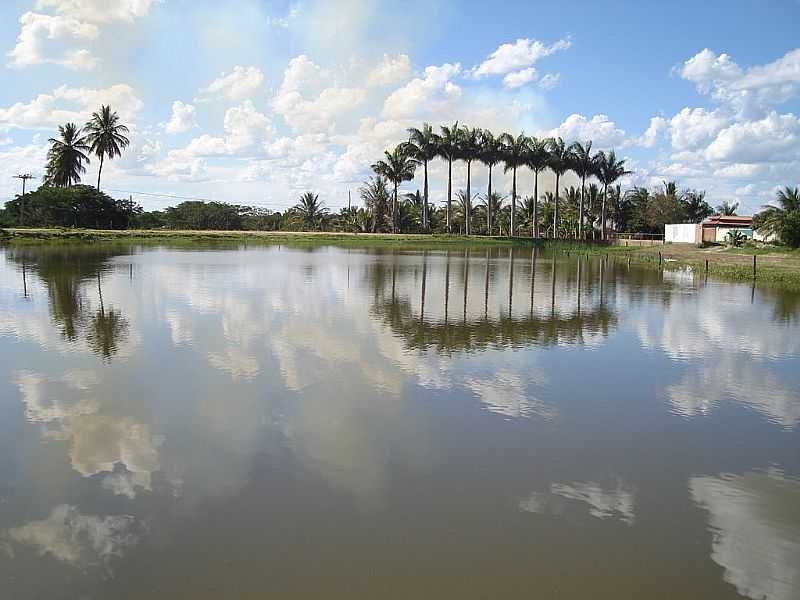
[3,227,800,289]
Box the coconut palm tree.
[44,123,91,188]
[84,105,130,191]
[570,141,598,240]
[482,192,505,236]
[596,150,631,240]
[715,200,739,216]
[293,192,328,230]
[525,136,550,238]
[547,137,573,239]
[406,123,438,231]
[499,132,528,237]
[371,144,419,233]
[478,130,503,236]
[436,122,460,233]
[755,186,800,245]
[360,175,391,232]
[457,126,481,235]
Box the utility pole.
[13,173,35,226]
[348,190,351,211]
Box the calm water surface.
[1,243,799,599]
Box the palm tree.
[571,141,598,240]
[293,191,328,230]
[482,192,505,236]
[84,105,130,191]
[755,186,800,244]
[457,126,481,235]
[406,123,438,231]
[499,132,528,237]
[683,190,713,223]
[44,123,90,187]
[436,122,460,233]
[525,136,550,238]
[715,200,739,216]
[360,175,391,232]
[596,150,631,240]
[371,144,418,233]
[547,137,573,239]
[478,130,503,236]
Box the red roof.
[702,215,753,227]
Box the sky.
[1,0,799,214]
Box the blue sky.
[1,0,799,213]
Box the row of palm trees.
[44,105,130,190]
[371,122,631,240]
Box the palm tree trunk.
[465,161,471,236]
[487,165,493,236]
[392,183,398,234]
[447,158,452,234]
[423,161,429,231]
[553,173,560,239]
[602,184,608,241]
[97,154,104,191]
[511,167,517,237]
[579,175,585,240]
[533,170,539,238]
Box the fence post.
[753,255,757,280]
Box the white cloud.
[35,0,157,23]
[548,113,626,147]
[197,66,265,102]
[634,116,668,148]
[7,11,99,70]
[538,72,560,90]
[366,54,412,87]
[668,107,729,152]
[473,37,571,78]
[704,112,800,163]
[503,67,537,89]
[164,100,197,134]
[0,84,143,130]
[382,63,462,119]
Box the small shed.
[665,215,773,244]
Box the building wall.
[665,223,700,243]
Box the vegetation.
[754,187,800,248]
[84,105,130,191]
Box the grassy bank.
[3,227,800,288]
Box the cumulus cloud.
[0,84,143,129]
[197,66,265,102]
[633,116,668,148]
[163,100,197,134]
[704,112,800,163]
[366,54,412,87]
[538,73,560,90]
[35,0,158,23]
[7,11,99,70]
[382,63,462,119]
[668,107,729,152]
[548,113,626,147]
[472,37,571,78]
[503,67,537,89]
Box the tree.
[293,192,328,230]
[755,186,800,247]
[499,132,528,237]
[682,190,713,222]
[406,123,438,231]
[371,145,418,233]
[646,191,686,232]
[478,130,503,236]
[436,122,460,233]
[525,136,550,238]
[715,200,739,216]
[44,123,90,187]
[596,150,630,240]
[457,126,481,235]
[84,105,130,191]
[482,192,505,236]
[570,141,598,240]
[359,176,391,232]
[547,137,573,239]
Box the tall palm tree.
[84,105,130,191]
[547,137,573,239]
[525,136,550,238]
[570,141,598,240]
[715,200,739,216]
[755,187,800,243]
[596,150,630,240]
[293,191,328,230]
[457,126,481,235]
[406,123,438,231]
[499,132,528,237]
[44,122,90,187]
[478,130,503,236]
[360,175,391,232]
[371,144,419,233]
[436,122,460,233]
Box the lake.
[1,243,798,599]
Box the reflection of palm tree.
[87,308,129,360]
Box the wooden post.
[705,259,709,273]
[658,251,662,266]
[753,255,757,280]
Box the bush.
[779,210,800,248]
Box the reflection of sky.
[520,480,636,525]
[691,471,800,600]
